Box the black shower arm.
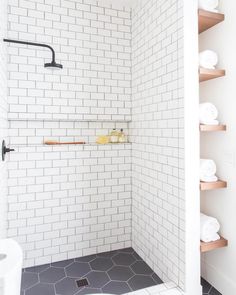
[3,38,56,62]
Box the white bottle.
[118,129,126,143]
[110,129,119,143]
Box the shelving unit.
[200,124,226,132]
[199,68,225,82]
[201,237,228,253]
[199,9,228,253]
[198,9,225,34]
[200,180,227,191]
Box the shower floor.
[21,247,163,295]
[201,278,221,295]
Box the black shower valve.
[2,140,15,161]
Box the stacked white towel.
[198,0,219,12]
[200,159,218,182]
[201,213,220,242]
[199,50,218,69]
[199,103,219,125]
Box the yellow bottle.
[96,135,109,144]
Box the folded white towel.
[199,103,218,124]
[199,50,218,69]
[200,159,217,181]
[198,0,219,12]
[202,232,221,243]
[200,175,218,182]
[201,213,220,242]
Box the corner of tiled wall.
[131,0,185,289]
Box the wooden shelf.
[201,236,228,253]
[199,9,225,34]
[200,124,226,132]
[199,68,225,82]
[200,180,227,191]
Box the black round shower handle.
[4,147,15,153]
[2,140,15,161]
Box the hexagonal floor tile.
[21,272,39,290]
[66,262,91,278]
[39,267,65,283]
[25,283,54,295]
[132,252,142,261]
[75,287,102,295]
[118,248,134,253]
[55,277,78,295]
[108,266,134,281]
[131,261,154,275]
[75,254,97,263]
[209,287,221,295]
[201,278,212,294]
[112,253,136,266]
[86,271,110,288]
[102,281,131,294]
[97,250,117,258]
[128,275,156,291]
[25,264,50,274]
[51,259,74,268]
[90,257,113,271]
[152,273,163,284]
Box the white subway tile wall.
[131,0,185,289]
[0,0,8,239]
[8,144,132,267]
[7,0,131,122]
[7,0,132,267]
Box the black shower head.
[3,39,63,70]
[44,60,63,70]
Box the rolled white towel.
[201,213,220,242]
[198,0,219,12]
[199,50,218,69]
[200,175,218,182]
[199,103,218,124]
[200,159,217,181]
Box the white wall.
[0,0,8,239]
[131,0,186,289]
[7,0,132,267]
[199,1,236,294]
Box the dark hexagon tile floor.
[21,248,163,295]
[201,278,222,295]
[21,249,221,295]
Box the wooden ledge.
[200,124,226,132]
[199,9,225,34]
[201,236,228,252]
[200,180,227,191]
[199,68,225,82]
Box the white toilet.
[0,239,23,295]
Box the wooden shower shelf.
[199,68,225,82]
[200,180,227,191]
[200,124,226,132]
[201,236,228,252]
[199,9,225,34]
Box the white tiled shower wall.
[0,0,8,239]
[6,0,186,290]
[131,0,184,289]
[7,0,132,267]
